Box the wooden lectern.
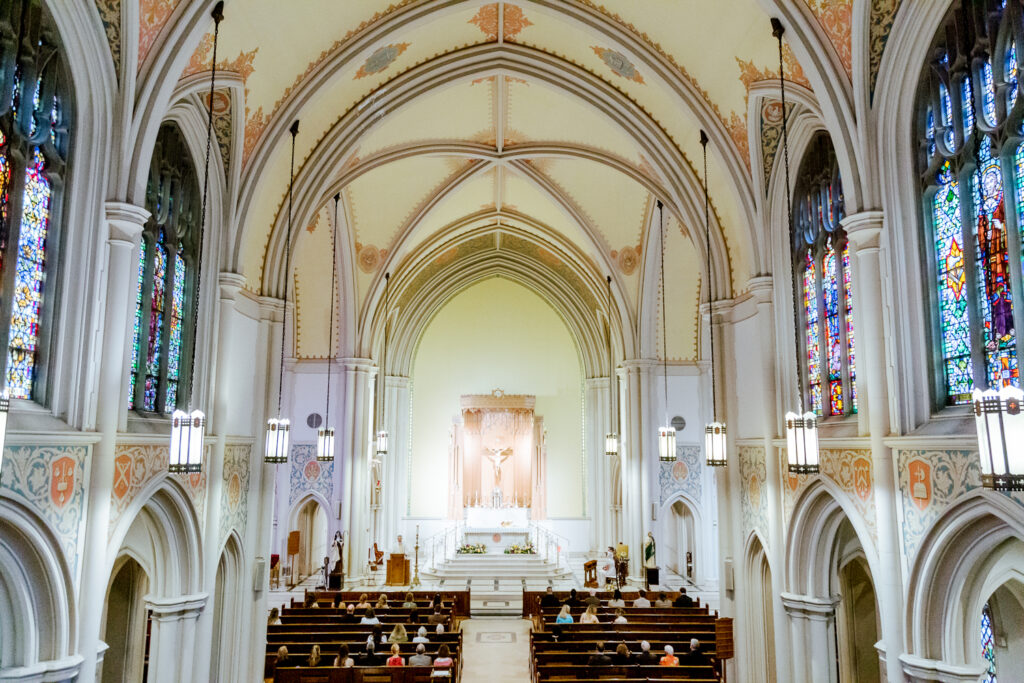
[386,554,410,586]
[583,560,598,588]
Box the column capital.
[104,201,149,244]
[780,591,840,619]
[747,276,774,304]
[384,374,411,389]
[620,358,658,373]
[585,376,611,389]
[340,357,376,373]
[218,271,247,297]
[144,593,208,619]
[841,210,885,252]
[258,295,284,323]
[898,653,986,682]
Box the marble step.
[422,553,570,581]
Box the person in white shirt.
[360,607,380,625]
[412,626,429,643]
[613,608,628,624]
[392,535,406,555]
[632,590,651,608]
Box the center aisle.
[459,618,533,683]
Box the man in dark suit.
[584,589,601,610]
[672,588,694,607]
[359,642,380,666]
[586,642,613,667]
[539,586,560,608]
[682,638,710,666]
[563,588,581,608]
[635,640,659,665]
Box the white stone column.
[584,377,609,553]
[382,374,411,544]
[144,595,206,683]
[782,593,840,683]
[843,211,905,683]
[77,202,148,681]
[338,358,375,584]
[620,359,655,579]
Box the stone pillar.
[337,358,375,584]
[782,593,840,683]
[843,211,904,683]
[620,359,655,579]
[77,202,148,680]
[144,595,206,683]
[382,375,411,545]
[584,377,609,552]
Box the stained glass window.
[918,3,1024,407]
[128,123,199,414]
[792,132,857,417]
[0,1,71,403]
[981,604,997,683]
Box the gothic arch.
[0,495,79,679]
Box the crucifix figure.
[486,447,512,507]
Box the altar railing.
[528,522,569,571]
[424,521,464,571]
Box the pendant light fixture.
[656,200,677,462]
[605,275,619,456]
[773,18,820,474]
[375,272,391,455]
[265,119,300,464]
[700,132,727,468]
[317,194,340,462]
[169,2,223,473]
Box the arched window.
[0,1,71,402]
[793,132,857,417]
[128,123,199,414]
[981,602,997,683]
[917,1,1024,406]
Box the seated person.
[549,624,563,642]
[402,592,418,608]
[659,645,679,666]
[386,643,405,667]
[370,625,386,647]
[428,606,446,626]
[683,638,709,665]
[613,642,633,665]
[341,603,358,623]
[586,641,613,666]
[355,593,371,609]
[409,607,421,625]
[562,588,581,608]
[409,643,432,666]
[413,626,430,643]
[432,644,454,672]
[375,593,388,610]
[428,592,443,610]
[580,605,600,624]
[360,607,380,625]
[303,594,317,608]
[334,644,354,667]
[555,604,573,624]
[654,591,672,608]
[390,623,409,643]
[632,590,651,608]
[607,589,625,608]
[359,642,379,666]
[584,589,601,609]
[267,607,281,626]
[332,594,345,609]
[672,588,694,607]
[539,586,560,608]
[612,608,627,624]
[307,644,322,667]
[635,641,659,666]
[434,622,445,634]
[275,646,290,668]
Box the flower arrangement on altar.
[504,542,536,555]
[457,543,487,554]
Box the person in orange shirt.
[659,644,679,666]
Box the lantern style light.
[265,417,291,464]
[0,394,10,475]
[974,386,1024,491]
[658,425,677,462]
[376,429,389,456]
[169,409,205,473]
[604,275,619,456]
[317,427,336,463]
[705,422,727,467]
[785,411,820,474]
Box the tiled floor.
[459,618,533,683]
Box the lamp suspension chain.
[701,131,727,467]
[317,194,340,462]
[657,200,676,461]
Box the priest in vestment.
[392,535,406,556]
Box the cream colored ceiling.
[140,0,842,357]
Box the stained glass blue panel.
[982,59,996,126]
[1007,42,1018,109]
[804,251,823,415]
[941,82,956,151]
[129,240,146,408]
[824,240,843,415]
[144,239,167,411]
[962,75,976,136]
[165,251,185,412]
[843,245,857,413]
[981,604,997,683]
[933,162,973,403]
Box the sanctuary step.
[422,553,570,616]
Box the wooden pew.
[274,666,450,683]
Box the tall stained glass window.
[0,0,72,402]
[792,132,857,417]
[917,1,1024,407]
[981,603,997,683]
[128,123,199,414]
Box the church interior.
[1,1,1023,682]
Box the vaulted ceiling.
[131,0,859,361]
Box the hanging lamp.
[656,200,677,462]
[700,131,727,467]
[605,275,620,456]
[375,272,391,455]
[169,2,223,473]
[264,119,300,464]
[772,18,820,474]
[317,194,340,462]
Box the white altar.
[465,505,530,528]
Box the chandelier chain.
[700,131,716,423]
[278,120,299,415]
